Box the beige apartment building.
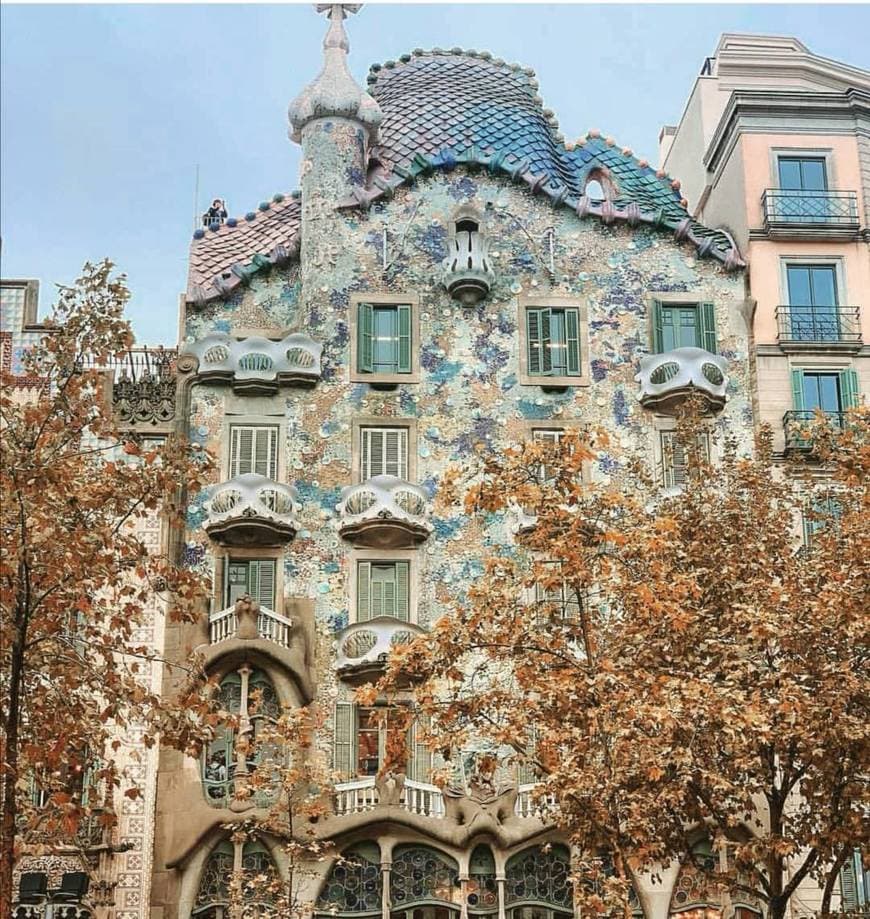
[660,34,870,454]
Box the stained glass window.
[468,845,498,914]
[316,843,383,916]
[505,846,572,910]
[391,846,460,908]
[194,840,278,917]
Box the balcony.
[776,305,862,350]
[208,601,293,647]
[761,189,860,239]
[178,332,322,394]
[335,617,427,682]
[635,347,728,414]
[337,475,432,548]
[333,776,446,818]
[205,473,299,546]
[783,410,846,453]
[442,230,495,306]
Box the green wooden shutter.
[840,851,860,911]
[334,702,356,779]
[397,305,412,373]
[700,302,718,353]
[251,560,276,608]
[357,562,372,622]
[395,561,410,622]
[652,300,664,353]
[565,308,581,376]
[527,309,543,375]
[371,564,389,617]
[540,309,553,375]
[358,303,373,373]
[839,368,859,409]
[407,714,432,782]
[362,428,381,479]
[791,369,806,411]
[385,429,406,479]
[231,427,253,477]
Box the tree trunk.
[821,848,850,916]
[0,608,26,913]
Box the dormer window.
[585,179,605,202]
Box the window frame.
[658,429,711,490]
[780,256,847,311]
[518,296,590,387]
[213,549,284,614]
[349,548,419,625]
[350,293,421,384]
[770,147,836,192]
[221,410,285,482]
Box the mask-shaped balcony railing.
[337,475,432,548]
[205,473,299,546]
[178,332,322,394]
[442,230,495,306]
[335,616,426,681]
[635,347,728,413]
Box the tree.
[378,403,869,919]
[0,261,216,910]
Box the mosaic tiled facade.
[150,7,761,919]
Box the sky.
[2,2,869,345]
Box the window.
[229,425,278,479]
[661,432,710,488]
[532,428,566,485]
[585,179,605,202]
[652,301,717,353]
[202,668,280,805]
[356,561,410,622]
[333,703,426,780]
[225,558,276,608]
[315,844,383,916]
[526,307,582,379]
[194,838,278,916]
[786,264,840,341]
[534,568,581,622]
[791,369,858,415]
[504,845,573,914]
[840,848,870,912]
[802,495,842,550]
[778,156,827,192]
[361,426,409,481]
[357,302,413,375]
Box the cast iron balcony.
[783,410,847,453]
[442,230,495,306]
[335,616,427,682]
[178,332,322,394]
[337,475,432,548]
[635,347,729,413]
[205,473,299,546]
[775,305,862,347]
[761,189,860,238]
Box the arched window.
[194,839,278,918]
[669,838,722,918]
[391,846,461,916]
[505,845,572,919]
[468,845,498,914]
[315,842,382,917]
[202,667,281,806]
[584,179,606,203]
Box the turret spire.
[288,4,382,144]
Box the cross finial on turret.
[314,3,361,52]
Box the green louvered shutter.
[565,308,581,376]
[839,368,859,410]
[407,715,432,782]
[251,560,276,609]
[395,561,410,622]
[516,724,538,784]
[840,851,860,911]
[527,309,544,375]
[540,309,553,374]
[357,562,372,622]
[334,702,356,779]
[652,300,665,353]
[358,303,374,373]
[700,302,718,353]
[791,369,806,411]
[397,305,412,373]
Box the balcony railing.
[333,776,445,818]
[337,475,432,548]
[762,189,860,235]
[336,617,427,680]
[515,783,556,818]
[783,410,846,452]
[208,604,293,647]
[205,473,299,546]
[775,305,861,345]
[635,347,729,413]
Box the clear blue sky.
[2,3,868,344]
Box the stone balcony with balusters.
[205,473,300,547]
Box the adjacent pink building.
[660,34,870,453]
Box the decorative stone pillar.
[497,876,507,919]
[381,861,392,919]
[460,877,470,919]
[229,665,252,811]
